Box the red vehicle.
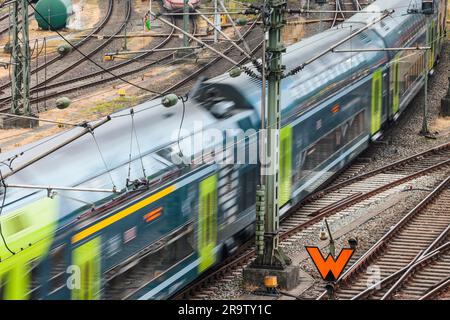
[162,0,201,11]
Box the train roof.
[201,16,389,117]
[0,97,217,216]
[199,0,424,119]
[345,0,425,48]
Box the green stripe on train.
[371,68,382,135]
[198,174,218,273]
[0,198,58,299]
[280,125,292,206]
[392,54,400,115]
[72,237,101,300]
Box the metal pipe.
[5,183,121,193]
[105,46,202,56]
[0,112,82,127]
[194,9,253,60]
[183,0,189,48]
[150,11,241,67]
[218,0,252,53]
[260,31,266,186]
[156,11,255,16]
[1,116,111,180]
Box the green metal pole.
[183,0,189,48]
[11,0,20,114]
[257,0,291,268]
[10,0,30,116]
[420,15,430,135]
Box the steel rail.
[302,141,450,204]
[17,15,191,104]
[172,147,450,299]
[418,277,450,300]
[350,242,449,299]
[0,0,131,107]
[0,0,115,93]
[18,14,178,100]
[317,174,450,299]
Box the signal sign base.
[243,264,299,291]
[0,115,39,129]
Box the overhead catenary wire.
[193,8,262,72]
[177,95,187,159]
[283,9,394,78]
[0,112,85,127]
[129,108,146,181]
[0,116,111,181]
[150,10,261,79]
[25,0,164,96]
[89,128,117,191]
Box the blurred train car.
[0,0,446,300]
[162,0,201,11]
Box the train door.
[391,54,400,116]
[381,71,389,123]
[0,198,58,300]
[71,237,101,300]
[371,68,383,135]
[0,263,30,300]
[428,19,436,70]
[198,174,218,273]
[279,125,292,207]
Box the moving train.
[0,0,446,299]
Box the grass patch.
[84,96,139,116]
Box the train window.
[104,223,195,300]
[28,259,41,300]
[49,245,67,293]
[299,111,365,180]
[4,213,31,237]
[237,169,257,211]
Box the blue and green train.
[0,0,446,299]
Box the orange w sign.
[305,246,354,281]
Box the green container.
[35,0,73,31]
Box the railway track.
[0,0,128,108]
[172,141,450,299]
[2,11,261,113]
[317,174,450,300]
[21,14,191,105]
[0,0,115,94]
